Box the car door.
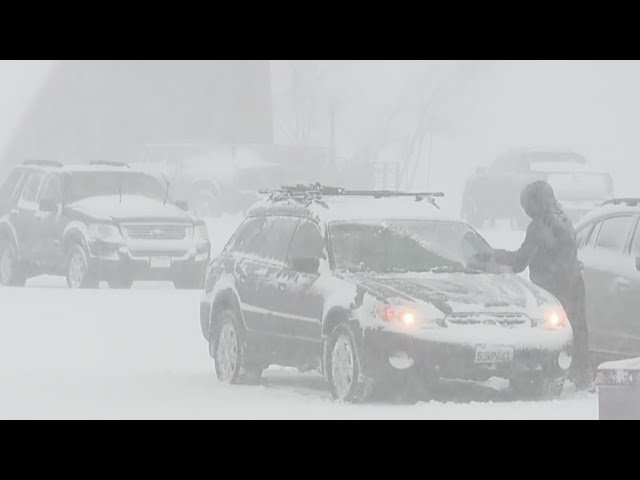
[579,214,636,358]
[31,174,65,270]
[279,218,325,345]
[13,172,45,261]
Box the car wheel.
[212,308,262,385]
[511,375,565,399]
[0,239,26,287]
[172,274,204,290]
[107,276,133,289]
[66,244,99,289]
[326,323,374,403]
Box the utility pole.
[329,105,336,169]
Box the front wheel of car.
[511,375,565,399]
[66,244,99,289]
[326,323,374,403]
[0,239,26,287]
[212,308,262,385]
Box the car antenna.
[162,173,170,206]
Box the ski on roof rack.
[22,159,63,168]
[89,160,130,168]
[259,184,445,208]
[602,198,640,207]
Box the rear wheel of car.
[66,244,99,289]
[511,375,565,399]
[212,308,262,385]
[0,239,26,287]
[326,323,374,403]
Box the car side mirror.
[39,198,59,213]
[175,200,188,211]
[290,256,320,275]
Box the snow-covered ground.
[0,216,598,419]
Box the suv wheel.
[0,240,26,287]
[66,244,99,289]
[173,273,204,290]
[212,308,262,385]
[326,323,374,403]
[107,276,133,289]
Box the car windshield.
[65,171,167,203]
[329,220,492,274]
[545,173,613,201]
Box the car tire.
[511,375,565,399]
[107,276,133,289]
[172,275,204,290]
[66,244,99,289]
[326,323,374,403]
[0,239,27,287]
[211,308,262,385]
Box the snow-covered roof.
[598,357,640,371]
[249,195,457,224]
[575,202,640,230]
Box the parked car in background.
[462,150,614,229]
[200,185,573,402]
[0,160,210,289]
[574,198,640,363]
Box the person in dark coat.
[486,180,592,389]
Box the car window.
[0,169,25,203]
[226,216,268,253]
[288,220,324,261]
[595,216,634,253]
[20,173,44,204]
[41,175,62,203]
[576,224,594,249]
[253,217,299,262]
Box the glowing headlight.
[194,223,209,242]
[87,223,122,241]
[377,305,418,328]
[543,308,568,330]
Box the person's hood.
[521,180,561,220]
[66,195,194,223]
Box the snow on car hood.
[68,195,193,223]
[350,272,557,317]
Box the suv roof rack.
[22,159,63,168]
[89,160,130,168]
[259,184,445,208]
[602,198,640,207]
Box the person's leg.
[561,278,591,388]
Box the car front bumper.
[361,327,573,383]
[87,238,210,281]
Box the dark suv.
[200,186,573,402]
[0,160,210,289]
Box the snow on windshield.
[66,171,167,203]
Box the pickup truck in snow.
[462,150,614,229]
[200,185,574,402]
[0,160,210,289]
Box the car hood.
[67,195,193,223]
[349,272,556,316]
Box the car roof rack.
[89,160,130,168]
[22,159,63,168]
[602,198,640,207]
[259,183,445,209]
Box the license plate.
[474,344,514,364]
[150,257,171,268]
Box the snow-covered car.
[462,150,614,229]
[200,185,574,402]
[0,160,210,289]
[574,198,640,362]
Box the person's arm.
[492,222,540,273]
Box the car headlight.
[541,307,568,330]
[377,305,419,328]
[87,223,122,241]
[194,223,209,242]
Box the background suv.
[0,160,210,289]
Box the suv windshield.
[329,220,492,274]
[65,171,167,203]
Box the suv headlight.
[194,223,209,242]
[87,223,122,241]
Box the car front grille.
[122,224,190,240]
[129,250,188,258]
[446,313,529,327]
